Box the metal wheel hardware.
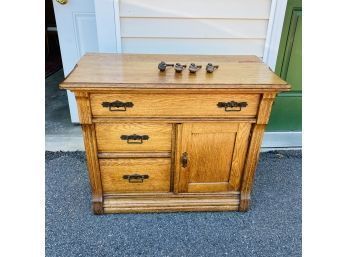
[174,63,187,73]
[188,63,202,73]
[158,61,174,72]
[206,63,219,73]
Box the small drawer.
[95,123,172,152]
[100,158,171,193]
[90,93,260,118]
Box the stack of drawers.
[61,53,290,214]
[97,122,173,194]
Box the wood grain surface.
[75,92,92,124]
[81,124,104,214]
[90,93,260,117]
[176,123,251,193]
[239,124,265,211]
[60,53,289,89]
[99,158,171,193]
[98,152,171,158]
[229,123,252,191]
[103,192,240,213]
[95,123,172,152]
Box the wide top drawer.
[90,93,260,118]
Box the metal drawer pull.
[217,101,248,112]
[101,100,134,111]
[123,174,149,183]
[181,152,188,168]
[120,134,150,144]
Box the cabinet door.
[176,123,251,193]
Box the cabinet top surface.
[61,53,290,91]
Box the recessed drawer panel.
[90,93,260,117]
[95,123,172,152]
[100,158,171,193]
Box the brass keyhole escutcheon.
[181,152,188,168]
[56,0,68,5]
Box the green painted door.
[267,0,302,131]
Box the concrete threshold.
[46,135,84,151]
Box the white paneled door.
[52,0,99,122]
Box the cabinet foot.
[239,192,250,212]
[92,197,104,215]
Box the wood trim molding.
[81,124,104,214]
[103,193,240,213]
[257,93,276,124]
[173,124,183,194]
[239,93,276,210]
[239,124,266,211]
[75,92,92,124]
[98,152,171,158]
[229,123,251,191]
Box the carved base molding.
[103,193,240,214]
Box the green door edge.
[267,0,302,132]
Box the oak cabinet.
[60,53,290,214]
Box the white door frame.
[94,0,122,52]
[262,0,288,71]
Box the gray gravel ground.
[46,150,301,257]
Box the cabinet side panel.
[239,124,265,211]
[75,92,92,124]
[239,93,276,211]
[81,124,104,214]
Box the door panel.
[267,94,301,131]
[268,0,302,131]
[188,130,236,183]
[284,15,302,91]
[176,123,251,193]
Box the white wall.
[118,0,272,57]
